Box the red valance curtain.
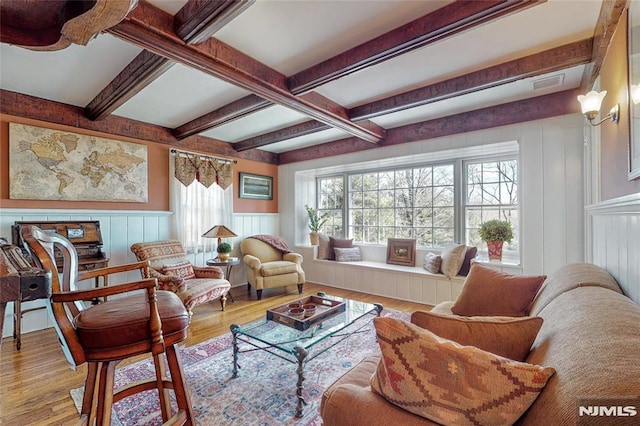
[173,151,234,189]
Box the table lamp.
[202,225,237,246]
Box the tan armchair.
[240,236,305,300]
[130,240,231,315]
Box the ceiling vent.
[532,74,565,90]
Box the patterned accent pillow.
[451,263,546,317]
[440,243,467,279]
[423,252,442,274]
[328,237,353,260]
[317,233,331,259]
[457,246,477,276]
[161,261,196,280]
[410,311,543,361]
[371,317,555,425]
[334,247,362,262]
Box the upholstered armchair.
[240,235,305,300]
[130,240,231,315]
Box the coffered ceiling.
[0,0,626,165]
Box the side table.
[206,257,240,303]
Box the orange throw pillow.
[451,263,546,316]
[371,317,555,425]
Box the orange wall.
[600,9,640,200]
[0,114,277,213]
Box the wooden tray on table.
[266,294,346,331]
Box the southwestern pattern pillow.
[410,310,543,361]
[162,261,196,280]
[334,247,362,262]
[423,252,442,274]
[371,317,555,425]
[451,263,546,317]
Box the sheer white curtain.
[169,157,233,255]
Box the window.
[464,157,519,256]
[314,154,519,258]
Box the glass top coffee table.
[230,293,383,417]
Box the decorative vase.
[218,252,230,261]
[309,232,319,246]
[487,240,504,260]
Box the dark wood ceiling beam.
[279,89,581,164]
[234,121,330,151]
[287,0,545,94]
[175,0,256,44]
[1,89,278,164]
[351,38,593,120]
[85,0,254,121]
[174,94,270,139]
[231,39,592,149]
[108,2,385,143]
[581,0,627,91]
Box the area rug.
[71,309,408,425]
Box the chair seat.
[260,261,299,277]
[75,291,189,358]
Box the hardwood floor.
[0,283,431,425]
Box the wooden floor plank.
[0,283,431,424]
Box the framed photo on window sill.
[386,238,417,266]
[239,172,273,200]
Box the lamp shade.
[202,225,237,245]
[577,90,607,115]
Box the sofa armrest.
[193,265,225,279]
[283,252,303,264]
[243,254,261,270]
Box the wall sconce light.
[630,84,640,105]
[576,90,619,126]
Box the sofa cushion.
[371,317,555,425]
[440,243,467,279]
[260,261,299,277]
[161,261,196,280]
[334,246,362,262]
[451,263,546,317]
[457,246,477,276]
[422,252,442,274]
[328,237,353,260]
[410,311,543,361]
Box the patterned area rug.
[71,309,408,425]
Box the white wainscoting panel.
[586,194,640,305]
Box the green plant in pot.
[216,242,232,261]
[478,219,514,261]
[305,204,329,245]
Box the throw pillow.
[328,237,353,260]
[423,252,442,274]
[457,246,477,276]
[317,233,331,259]
[161,261,196,280]
[440,242,467,279]
[410,310,543,361]
[451,263,546,317]
[334,246,363,262]
[370,317,555,425]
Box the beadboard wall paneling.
[1,209,278,338]
[586,194,640,304]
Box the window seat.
[296,246,466,306]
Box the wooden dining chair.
[22,225,194,425]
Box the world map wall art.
[9,123,148,202]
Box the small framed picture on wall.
[239,173,273,200]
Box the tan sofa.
[321,263,640,425]
[240,236,305,300]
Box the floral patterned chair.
[130,240,231,316]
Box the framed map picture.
[9,123,148,202]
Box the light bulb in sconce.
[576,90,619,126]
[631,84,640,105]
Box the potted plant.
[305,204,329,245]
[478,219,514,260]
[216,242,232,261]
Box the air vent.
[532,74,565,90]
